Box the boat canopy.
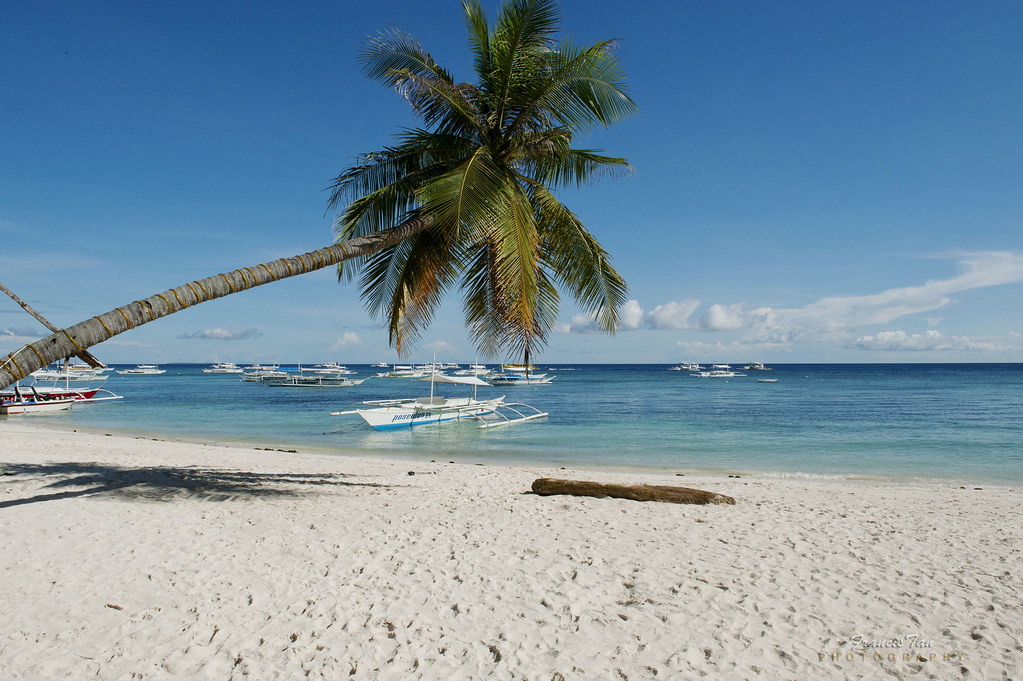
[417,374,491,387]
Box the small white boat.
[500,363,541,374]
[487,372,555,385]
[263,375,367,388]
[744,362,771,371]
[332,372,546,430]
[32,362,110,382]
[757,378,778,383]
[670,362,702,372]
[691,365,747,378]
[455,363,489,375]
[117,364,167,375]
[377,364,429,378]
[202,362,243,374]
[486,361,554,384]
[241,366,286,382]
[309,362,356,375]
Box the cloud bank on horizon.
[558,251,1023,354]
[176,328,263,341]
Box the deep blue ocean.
[18,363,1023,484]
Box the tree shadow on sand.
[0,461,393,508]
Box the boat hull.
[0,398,75,414]
[357,402,499,430]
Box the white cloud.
[1,327,43,339]
[778,251,1023,331]
[620,299,645,330]
[329,332,361,350]
[646,300,701,329]
[558,298,701,333]
[177,328,263,341]
[696,303,775,331]
[852,329,1009,352]
[556,251,1023,355]
[558,312,602,334]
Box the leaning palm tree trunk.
[0,217,431,391]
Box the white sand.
[1,420,1019,680]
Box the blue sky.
[2,0,1021,365]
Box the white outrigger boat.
[486,371,555,385]
[0,385,76,415]
[744,361,771,371]
[32,362,110,382]
[308,362,357,375]
[2,376,123,406]
[691,364,747,378]
[202,362,243,374]
[117,363,167,375]
[375,364,429,379]
[331,373,547,430]
[264,375,367,388]
[485,362,555,385]
[1,396,74,415]
[670,362,702,372]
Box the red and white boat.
[0,394,75,415]
[1,381,122,406]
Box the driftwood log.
[531,478,736,505]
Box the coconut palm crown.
[329,0,635,361]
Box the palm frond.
[462,1,493,85]
[460,242,509,357]
[360,27,454,87]
[530,183,627,333]
[359,225,460,353]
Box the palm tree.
[0,0,635,391]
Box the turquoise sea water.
[12,364,1023,483]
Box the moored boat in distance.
[691,364,747,378]
[486,372,555,385]
[487,362,555,385]
[309,362,356,375]
[117,364,167,375]
[376,365,429,379]
[499,363,540,374]
[455,363,489,375]
[32,362,110,382]
[744,362,771,371]
[263,375,367,388]
[202,362,243,374]
[241,365,286,382]
[670,362,702,372]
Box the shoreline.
[16,417,1018,488]
[2,420,1020,679]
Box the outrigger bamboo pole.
[0,282,105,369]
